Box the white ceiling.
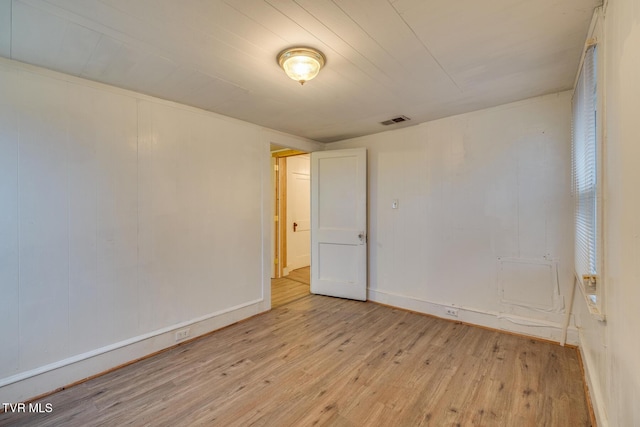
[0,0,600,142]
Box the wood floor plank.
[271,266,310,308]
[0,276,591,426]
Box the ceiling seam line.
[389,1,462,92]
[294,0,395,82]
[79,33,102,77]
[329,0,418,77]
[9,0,12,58]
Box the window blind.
[571,44,598,289]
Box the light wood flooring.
[271,266,310,308]
[1,277,591,426]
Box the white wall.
[574,1,640,425]
[326,92,576,342]
[0,57,318,402]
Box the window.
[571,41,603,319]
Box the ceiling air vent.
[380,115,411,126]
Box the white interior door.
[311,148,367,301]
[286,155,310,272]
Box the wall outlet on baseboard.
[175,328,190,341]
[445,307,459,317]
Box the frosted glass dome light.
[277,47,326,85]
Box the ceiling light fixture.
[277,47,326,85]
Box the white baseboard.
[578,329,609,427]
[368,289,580,345]
[0,299,267,404]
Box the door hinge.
[274,258,278,265]
[274,164,279,172]
[274,215,278,222]
[582,274,598,291]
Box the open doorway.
[271,145,311,307]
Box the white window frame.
[571,11,605,320]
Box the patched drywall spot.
[498,257,562,311]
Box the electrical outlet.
[175,328,190,341]
[445,307,459,317]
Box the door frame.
[263,133,335,311]
[271,148,307,279]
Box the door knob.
[293,222,298,232]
